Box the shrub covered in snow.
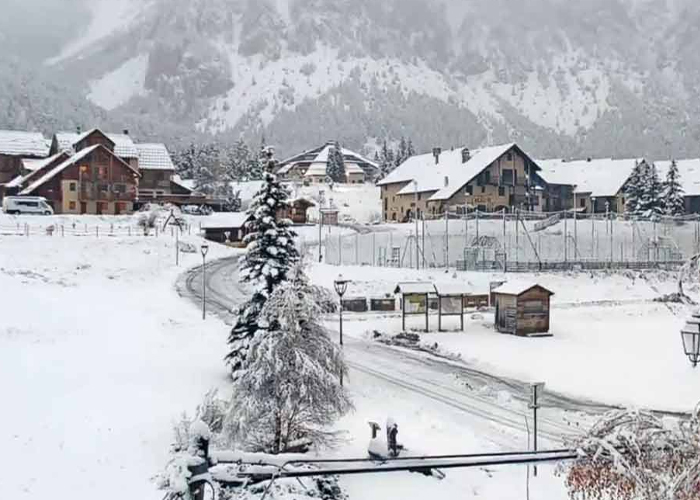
[561,406,700,500]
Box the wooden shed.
[279,197,316,224]
[492,282,554,336]
[202,212,252,246]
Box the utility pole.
[529,382,545,477]
[445,207,449,268]
[414,181,420,270]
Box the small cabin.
[202,213,251,246]
[492,282,554,336]
[321,208,340,226]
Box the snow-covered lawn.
[310,262,700,412]
[0,233,237,499]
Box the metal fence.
[324,210,700,271]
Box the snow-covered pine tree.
[225,263,352,454]
[326,143,346,183]
[638,162,664,217]
[376,140,396,180]
[624,160,643,215]
[226,147,299,377]
[663,160,685,216]
[239,146,300,296]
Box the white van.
[2,196,54,215]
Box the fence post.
[61,225,65,237]
[128,226,131,237]
[96,226,99,238]
[25,223,29,237]
[355,233,359,265]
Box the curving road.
[177,256,607,448]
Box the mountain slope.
[6,0,700,158]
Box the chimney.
[432,147,442,164]
[76,125,82,134]
[461,148,471,164]
[444,176,449,187]
[123,129,129,136]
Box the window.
[523,300,545,315]
[506,152,513,161]
[502,169,514,185]
[483,171,491,184]
[580,197,586,208]
[69,201,76,210]
[481,186,486,194]
[69,182,77,192]
[499,186,505,197]
[465,185,473,195]
[418,193,422,201]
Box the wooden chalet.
[278,197,316,224]
[492,282,554,336]
[20,135,140,215]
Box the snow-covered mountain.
[4,0,700,158]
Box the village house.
[50,128,140,169]
[0,130,50,200]
[537,158,645,214]
[19,132,140,215]
[134,143,194,205]
[377,143,546,222]
[277,141,378,184]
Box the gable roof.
[655,159,700,197]
[278,142,378,175]
[18,152,71,188]
[201,212,252,230]
[0,130,50,157]
[54,129,138,159]
[22,152,67,173]
[378,143,529,201]
[136,143,175,170]
[492,281,554,296]
[20,145,139,195]
[538,158,642,198]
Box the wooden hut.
[492,282,554,336]
[202,213,251,246]
[279,197,316,224]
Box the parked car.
[2,196,54,215]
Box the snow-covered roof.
[20,146,139,195]
[230,180,264,201]
[201,212,251,230]
[22,153,64,172]
[278,142,377,176]
[171,175,194,193]
[492,281,553,296]
[538,158,642,198]
[3,175,25,188]
[394,282,436,295]
[0,130,49,157]
[433,283,473,296]
[108,133,139,159]
[379,144,521,200]
[655,159,700,197]
[54,129,138,159]
[136,143,174,170]
[21,146,101,195]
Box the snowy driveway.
[180,256,602,449]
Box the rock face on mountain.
[2,0,700,158]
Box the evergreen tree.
[624,161,644,215]
[240,146,299,296]
[226,147,299,376]
[376,140,396,180]
[638,162,664,217]
[663,160,685,216]
[326,142,346,183]
[225,263,351,453]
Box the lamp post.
[681,311,700,368]
[201,243,210,320]
[334,275,350,387]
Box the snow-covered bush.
[136,210,159,235]
[225,263,352,454]
[560,406,700,500]
[220,474,347,500]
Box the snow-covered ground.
[1,223,571,500]
[309,261,700,412]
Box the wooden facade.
[23,145,140,215]
[493,284,554,336]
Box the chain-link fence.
[323,211,700,271]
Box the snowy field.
[0,227,573,500]
[309,262,700,412]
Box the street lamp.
[681,311,700,368]
[334,274,350,387]
[201,243,210,320]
